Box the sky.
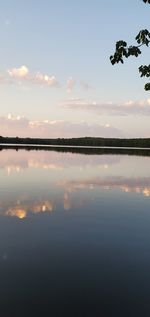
[0,0,150,138]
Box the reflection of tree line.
[0,136,150,149]
[0,144,150,157]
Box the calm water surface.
[0,148,150,317]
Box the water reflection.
[59,176,150,197]
[0,148,120,174]
[1,177,150,219]
[5,199,54,219]
[0,149,149,220]
[1,194,80,218]
[0,148,150,316]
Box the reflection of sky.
[0,149,150,176]
[0,149,120,174]
[0,150,150,219]
[59,176,150,197]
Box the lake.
[0,147,150,317]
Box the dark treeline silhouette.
[0,145,150,157]
[0,136,150,148]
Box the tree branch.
[110,29,150,90]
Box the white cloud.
[5,67,91,91]
[35,72,58,87]
[7,65,59,87]
[61,98,150,116]
[8,66,29,78]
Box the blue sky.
[0,0,150,138]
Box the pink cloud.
[61,98,150,116]
[66,77,76,93]
[0,115,122,138]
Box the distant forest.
[0,136,150,148]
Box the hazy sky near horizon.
[0,0,150,138]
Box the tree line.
[0,136,150,148]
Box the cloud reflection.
[0,151,150,221]
[0,150,120,174]
[1,175,150,221]
[5,199,54,219]
[63,193,71,210]
[59,176,150,198]
[6,207,27,219]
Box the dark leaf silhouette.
[110,0,150,90]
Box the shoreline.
[0,136,150,149]
[1,143,150,150]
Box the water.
[0,148,150,317]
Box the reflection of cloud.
[2,174,150,221]
[0,150,29,174]
[28,159,63,170]
[32,200,54,213]
[7,165,22,175]
[61,98,150,116]
[142,188,150,197]
[0,150,120,173]
[59,176,150,198]
[63,193,71,210]
[0,115,122,138]
[6,207,27,219]
[3,193,90,219]
[5,199,55,219]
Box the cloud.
[80,81,91,90]
[29,119,122,138]
[66,79,91,92]
[61,98,150,116]
[0,115,122,138]
[5,66,91,90]
[8,65,29,78]
[66,77,76,92]
[0,115,29,136]
[35,72,58,86]
[7,65,59,87]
